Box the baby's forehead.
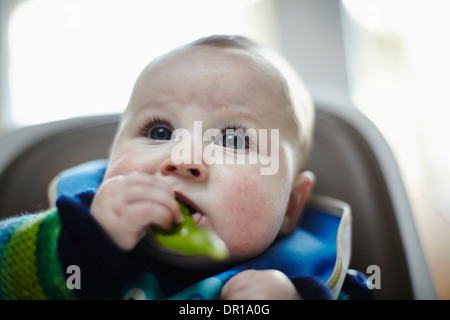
[142,43,288,88]
[126,44,293,119]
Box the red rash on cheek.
[217,173,277,259]
[225,175,267,216]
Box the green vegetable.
[152,200,229,260]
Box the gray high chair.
[0,100,437,299]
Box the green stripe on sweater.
[0,215,30,299]
[36,208,76,300]
[1,212,49,299]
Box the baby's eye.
[142,117,174,141]
[150,126,172,140]
[221,130,249,149]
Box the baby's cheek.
[218,174,281,259]
[105,150,162,179]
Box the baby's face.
[105,45,301,266]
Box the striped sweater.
[0,208,75,300]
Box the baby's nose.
[160,160,209,182]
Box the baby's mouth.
[147,192,228,262]
[175,193,204,225]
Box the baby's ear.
[279,171,315,235]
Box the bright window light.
[8,0,269,127]
[341,0,450,221]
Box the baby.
[1,35,343,300]
[90,35,316,299]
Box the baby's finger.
[124,185,182,224]
[124,201,175,235]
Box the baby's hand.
[90,172,182,251]
[220,269,301,300]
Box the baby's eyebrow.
[203,112,264,129]
[133,99,174,113]
[125,100,177,122]
[213,105,265,125]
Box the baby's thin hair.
[190,34,257,49]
